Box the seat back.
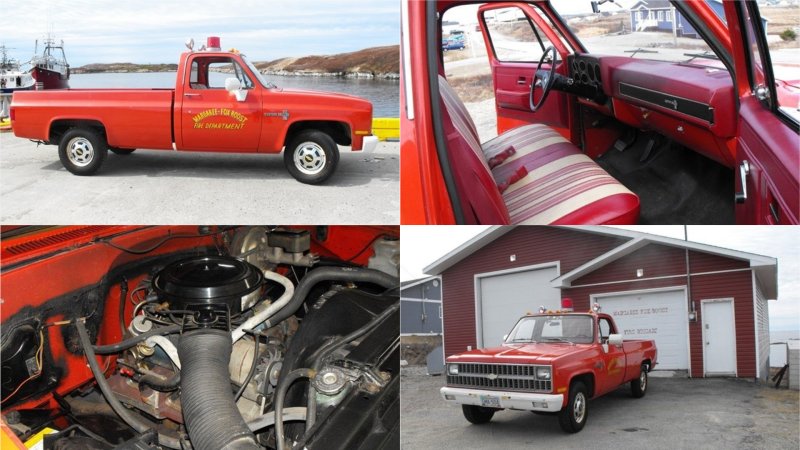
[438,76,510,224]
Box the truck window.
[188,57,254,90]
[598,317,615,343]
[506,315,594,344]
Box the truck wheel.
[284,130,339,184]
[461,405,495,424]
[558,381,588,433]
[58,128,108,175]
[631,364,648,398]
[110,148,136,155]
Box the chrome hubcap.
[67,137,94,167]
[640,371,647,390]
[293,142,326,175]
[573,392,586,423]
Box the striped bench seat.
[438,75,639,224]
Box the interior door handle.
[735,160,750,204]
[517,77,527,86]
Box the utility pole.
[671,5,678,47]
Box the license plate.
[480,395,500,408]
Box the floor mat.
[596,135,734,224]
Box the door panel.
[702,300,736,375]
[595,317,625,396]
[492,61,569,131]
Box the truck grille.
[446,363,552,392]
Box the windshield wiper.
[625,48,658,58]
[683,51,719,63]
[542,337,573,344]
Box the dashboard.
[565,54,737,167]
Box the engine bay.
[0,226,400,449]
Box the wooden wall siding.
[441,227,627,356]
[574,245,749,286]
[693,271,755,377]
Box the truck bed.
[12,89,175,150]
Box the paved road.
[401,366,799,450]
[0,133,399,224]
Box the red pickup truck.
[10,37,378,184]
[440,310,657,433]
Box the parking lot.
[0,134,399,224]
[401,366,799,450]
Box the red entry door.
[179,55,262,152]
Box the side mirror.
[225,77,247,101]
[608,333,623,347]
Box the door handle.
[735,160,750,204]
[517,77,527,86]
[184,93,200,98]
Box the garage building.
[425,226,777,381]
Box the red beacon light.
[206,36,221,51]
[561,298,574,312]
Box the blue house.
[630,0,768,38]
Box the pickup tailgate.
[12,89,174,149]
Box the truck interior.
[427,0,799,224]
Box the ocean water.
[68,71,399,118]
[770,329,799,367]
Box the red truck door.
[595,316,625,396]
[476,2,573,136]
[178,55,262,152]
[723,1,799,224]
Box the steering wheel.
[529,46,558,112]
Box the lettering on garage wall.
[611,306,668,336]
[192,108,248,130]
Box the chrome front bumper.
[440,386,564,412]
[360,135,379,153]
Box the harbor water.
[68,72,399,118]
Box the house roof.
[423,226,778,299]
[630,0,673,10]
[401,275,440,291]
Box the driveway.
[0,133,399,224]
[401,366,799,450]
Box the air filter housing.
[153,256,263,318]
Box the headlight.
[536,367,551,380]
[448,364,459,375]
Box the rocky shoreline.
[71,45,399,79]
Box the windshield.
[241,55,277,89]
[505,315,594,344]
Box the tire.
[283,129,339,184]
[631,364,648,398]
[558,381,588,433]
[109,148,136,155]
[461,405,495,424]
[58,128,108,175]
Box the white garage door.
[597,289,688,370]
[478,266,560,348]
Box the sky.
[400,226,800,332]
[1,0,399,66]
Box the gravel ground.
[0,133,399,224]
[401,366,800,450]
[464,98,498,143]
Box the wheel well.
[284,121,351,148]
[49,120,106,145]
[642,359,652,371]
[570,373,595,398]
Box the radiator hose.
[178,329,259,450]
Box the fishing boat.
[0,45,35,93]
[28,37,70,89]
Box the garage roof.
[424,226,778,299]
